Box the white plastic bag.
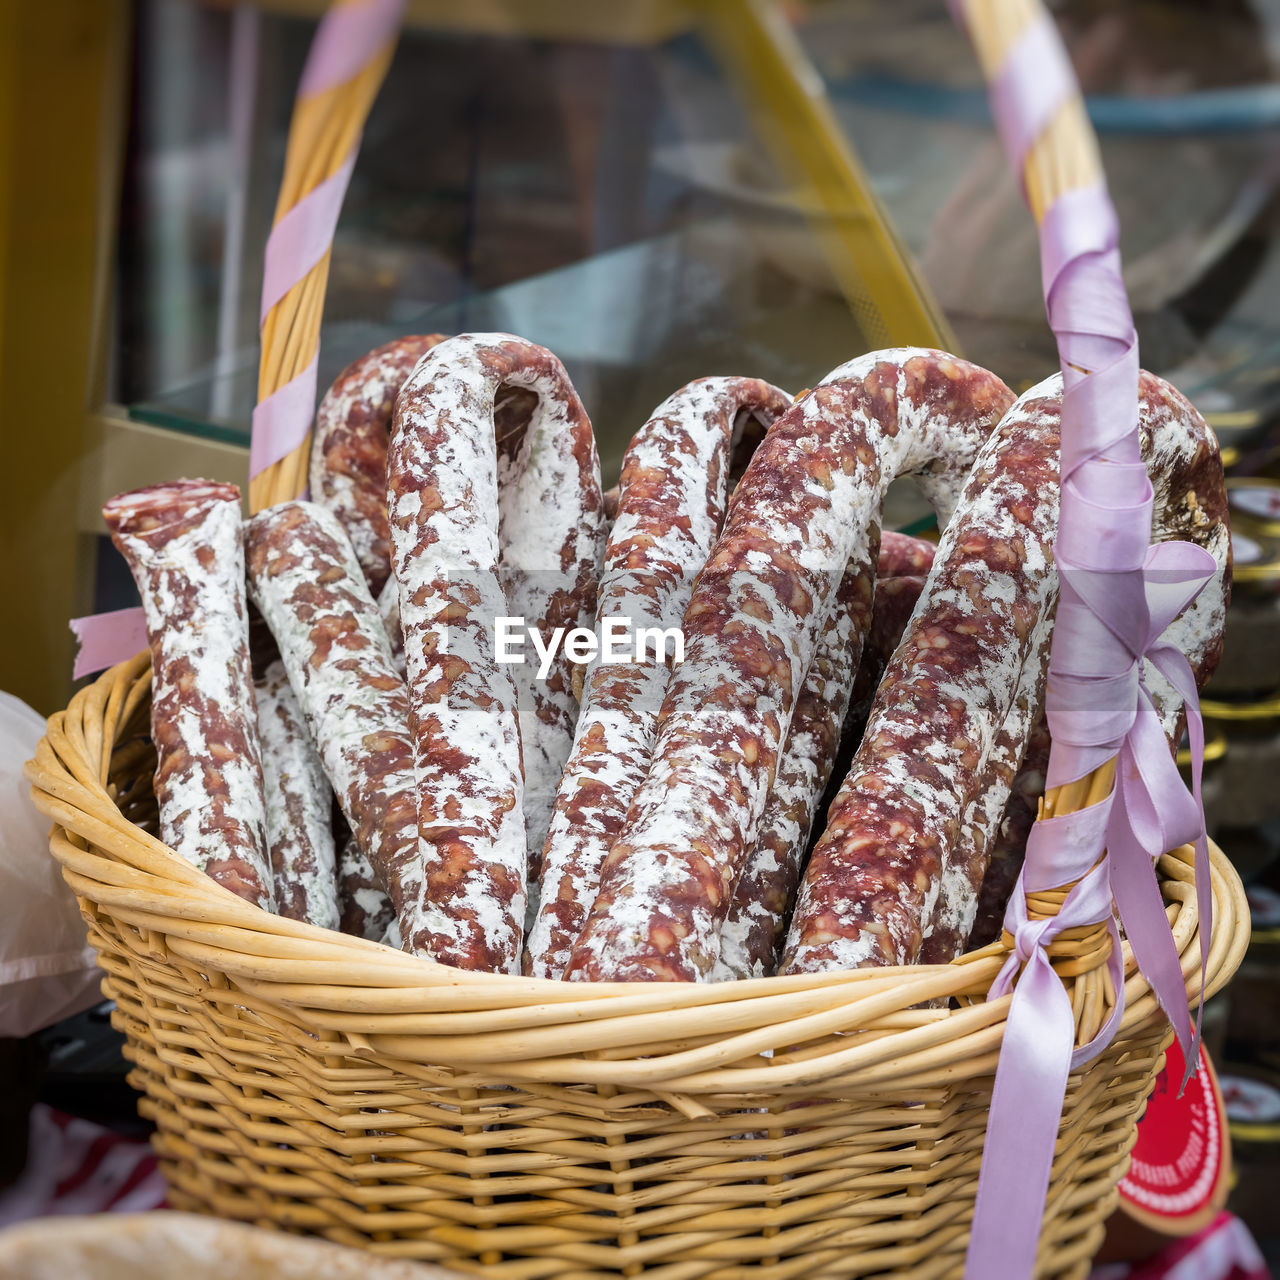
[0,692,102,1037]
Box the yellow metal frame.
[696,0,957,353]
[0,0,952,713]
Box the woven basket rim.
[26,653,1250,1096]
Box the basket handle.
[966,0,1215,1062]
[248,0,404,515]
[959,2,1217,1277]
[963,0,1119,1027]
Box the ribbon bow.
[1053,542,1217,1057]
[967,546,1215,1280]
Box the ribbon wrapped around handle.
[957,5,1218,1278]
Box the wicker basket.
[27,0,1249,1275]
[25,656,1247,1278]
[0,1213,461,1280]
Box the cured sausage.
[103,480,272,909]
[712,564,929,980]
[309,335,447,596]
[377,577,406,678]
[964,374,1230,953]
[245,501,422,951]
[564,350,1015,982]
[966,716,1050,950]
[525,376,791,979]
[780,377,1065,971]
[337,834,397,942]
[784,369,1231,972]
[386,333,605,972]
[254,657,339,928]
[877,530,937,578]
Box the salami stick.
[564,350,1015,983]
[713,558,931,981]
[387,334,604,972]
[877,530,937,578]
[785,369,1231,973]
[245,502,421,951]
[310,335,447,596]
[254,658,339,928]
[103,480,272,909]
[526,376,791,979]
[962,373,1230,954]
[966,716,1050,951]
[337,834,397,942]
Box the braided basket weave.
[27,0,1249,1275]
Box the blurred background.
[2,0,1280,1270]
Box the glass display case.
[4,0,1280,705]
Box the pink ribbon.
[69,607,148,679]
[298,0,404,98]
[989,14,1075,186]
[259,150,357,325]
[958,9,1217,1278]
[250,353,319,479]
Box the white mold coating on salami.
[787,369,1231,973]
[245,502,419,953]
[254,658,339,929]
[103,479,272,910]
[387,334,604,973]
[526,376,791,980]
[309,335,447,596]
[337,834,397,941]
[564,350,1016,982]
[783,375,1062,972]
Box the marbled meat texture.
[245,502,422,952]
[386,333,605,972]
[526,376,791,979]
[564,349,1015,982]
[103,479,272,909]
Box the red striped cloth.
[0,1105,165,1226]
[1090,1212,1271,1280]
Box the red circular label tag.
[1118,1041,1227,1224]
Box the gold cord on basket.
[965,0,1116,1049]
[248,27,397,516]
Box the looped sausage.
[386,333,605,972]
[526,376,791,979]
[785,368,1231,972]
[564,350,1015,982]
[104,480,272,909]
